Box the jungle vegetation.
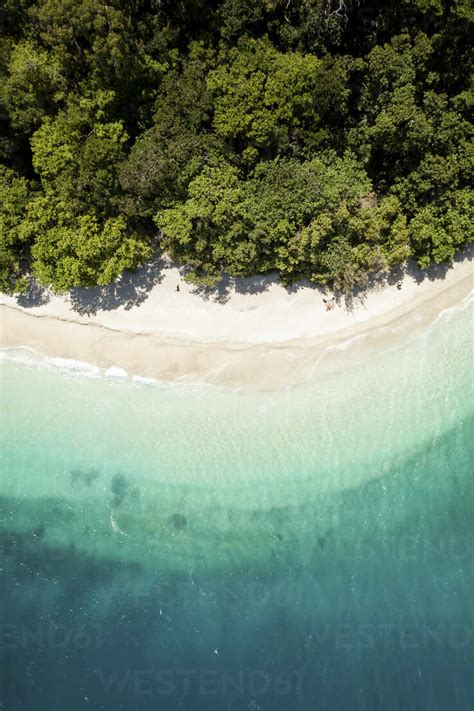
[1,0,472,293]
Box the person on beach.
[396,281,402,290]
[323,296,336,311]
[176,284,180,292]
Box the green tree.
[23,90,152,290]
[30,90,127,215]
[22,197,152,290]
[0,0,472,293]
[1,40,65,135]
[29,0,165,127]
[349,33,435,181]
[0,166,33,293]
[409,189,474,267]
[120,43,221,219]
[155,153,384,287]
[207,37,349,164]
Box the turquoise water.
[1,300,473,710]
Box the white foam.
[132,375,160,386]
[0,346,39,366]
[3,290,471,391]
[0,346,222,393]
[48,356,101,375]
[0,347,101,377]
[105,366,128,379]
[0,346,103,381]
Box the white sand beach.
[1,250,473,389]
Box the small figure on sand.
[396,280,402,291]
[323,296,336,311]
[176,284,180,292]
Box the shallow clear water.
[1,301,473,710]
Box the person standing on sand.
[323,296,336,311]
[176,284,180,292]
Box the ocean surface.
[1,299,473,711]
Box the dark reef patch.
[169,513,188,531]
[110,473,130,508]
[70,468,100,487]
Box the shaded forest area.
[1,0,472,293]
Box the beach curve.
[1,252,472,390]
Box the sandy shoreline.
[1,252,473,389]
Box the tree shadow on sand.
[188,243,473,309]
[12,244,472,315]
[343,242,473,313]
[12,256,165,315]
[187,246,472,311]
[186,270,279,304]
[16,281,51,308]
[68,256,166,315]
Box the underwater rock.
[169,513,187,531]
[70,468,100,487]
[110,473,130,508]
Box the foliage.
[0,0,472,293]
[27,201,152,290]
[30,90,128,215]
[409,189,474,267]
[155,154,412,291]
[119,43,220,219]
[0,166,33,293]
[1,40,66,135]
[207,37,349,163]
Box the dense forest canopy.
[0,0,473,293]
